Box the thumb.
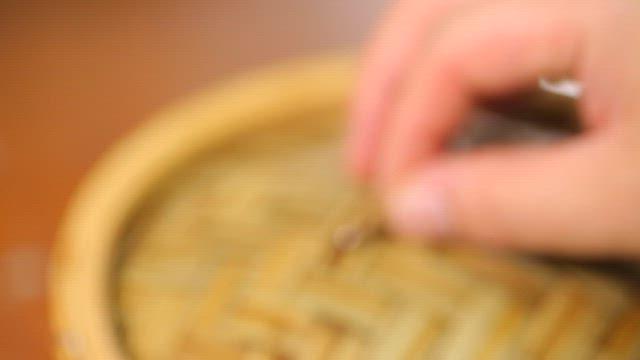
[385,133,640,257]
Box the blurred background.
[0,1,386,357]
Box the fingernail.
[386,176,451,239]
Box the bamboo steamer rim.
[50,54,355,360]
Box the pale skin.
[347,0,640,258]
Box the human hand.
[347,0,640,257]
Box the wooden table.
[0,1,385,357]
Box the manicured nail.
[386,176,451,239]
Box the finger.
[377,0,607,186]
[347,0,480,180]
[386,128,640,257]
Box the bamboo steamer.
[51,55,640,360]
[50,55,354,360]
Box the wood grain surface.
[0,1,385,358]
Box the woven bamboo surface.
[117,112,640,360]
